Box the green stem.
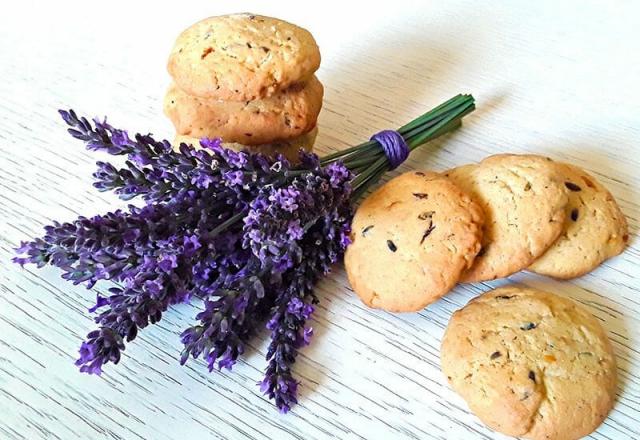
[400,98,472,146]
[351,164,387,201]
[205,211,245,239]
[341,155,381,169]
[319,94,474,167]
[350,155,388,189]
[396,94,464,133]
[319,140,378,164]
[407,101,474,149]
[347,94,475,198]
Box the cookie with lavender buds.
[529,162,628,279]
[164,76,323,145]
[174,126,317,162]
[167,13,321,100]
[444,154,568,282]
[345,171,484,312]
[441,285,617,440]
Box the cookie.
[441,285,617,440]
[173,126,317,162]
[164,76,323,145]
[167,13,321,100]
[445,154,568,282]
[529,163,628,278]
[344,171,484,312]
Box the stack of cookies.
[164,13,323,161]
[345,154,628,312]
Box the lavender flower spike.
[15,95,474,412]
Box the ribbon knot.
[370,130,409,170]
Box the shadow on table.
[316,25,510,177]
[318,31,463,130]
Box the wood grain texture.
[1,1,639,439]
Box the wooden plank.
[1,1,638,439]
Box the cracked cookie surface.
[529,162,628,279]
[167,13,321,100]
[164,76,323,145]
[345,171,484,312]
[445,154,569,282]
[441,286,617,440]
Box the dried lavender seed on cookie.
[529,162,628,279]
[167,13,321,100]
[445,154,569,282]
[441,285,617,440]
[164,76,323,145]
[345,171,484,312]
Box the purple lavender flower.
[14,110,352,408]
[302,327,314,346]
[15,95,474,411]
[259,204,352,413]
[158,254,178,272]
[12,157,252,374]
[76,328,125,375]
[88,294,108,313]
[182,235,201,257]
[16,115,354,409]
[179,285,272,372]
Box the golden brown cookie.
[441,285,617,440]
[529,162,628,279]
[173,126,317,162]
[164,76,323,145]
[167,13,321,100]
[344,171,484,312]
[445,155,568,282]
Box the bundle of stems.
[320,93,475,200]
[14,93,475,413]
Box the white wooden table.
[1,1,639,439]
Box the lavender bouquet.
[14,94,474,412]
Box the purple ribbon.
[371,130,409,170]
